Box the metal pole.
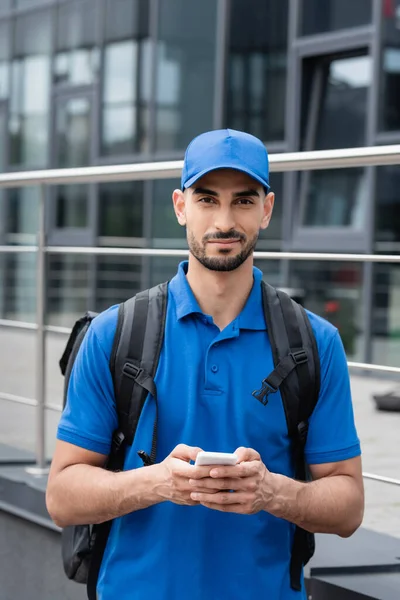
[26,184,48,476]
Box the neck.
[185,255,255,330]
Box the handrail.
[0,145,399,474]
[1,246,400,263]
[0,145,399,189]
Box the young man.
[47,129,364,600]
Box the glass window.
[226,0,288,141]
[375,166,400,250]
[155,0,217,151]
[151,178,186,248]
[0,1,12,14]
[301,0,372,36]
[3,252,36,322]
[0,21,10,100]
[258,172,283,248]
[95,257,143,313]
[380,1,400,131]
[101,0,150,156]
[47,255,90,327]
[54,0,99,86]
[54,96,92,228]
[9,9,51,166]
[7,186,38,238]
[372,264,400,368]
[300,54,371,228]
[98,181,144,239]
[290,261,363,360]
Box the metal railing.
[0,145,399,483]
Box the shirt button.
[211,364,219,373]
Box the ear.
[260,192,275,230]
[172,189,186,226]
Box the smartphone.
[194,451,238,467]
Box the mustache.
[203,230,246,242]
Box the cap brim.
[183,165,270,191]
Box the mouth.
[207,239,241,246]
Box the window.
[257,172,283,248]
[289,261,363,360]
[151,178,186,248]
[9,9,51,166]
[375,166,400,251]
[101,0,150,156]
[0,21,10,100]
[54,0,99,86]
[300,53,371,228]
[226,0,288,141]
[301,0,372,36]
[47,255,90,327]
[95,257,143,313]
[380,0,400,131]
[98,181,144,239]
[155,0,217,151]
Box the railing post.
[26,184,48,476]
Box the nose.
[214,206,236,233]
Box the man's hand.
[188,447,273,514]
[154,444,218,506]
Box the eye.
[235,198,254,205]
[198,197,216,204]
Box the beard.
[187,229,258,272]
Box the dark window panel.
[375,166,400,248]
[301,0,372,36]
[300,53,371,228]
[258,172,283,248]
[151,178,186,248]
[380,2,400,131]
[226,0,288,142]
[47,255,90,327]
[98,181,144,239]
[101,0,151,155]
[95,256,143,312]
[155,0,217,151]
[7,186,38,236]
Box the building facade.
[0,0,399,367]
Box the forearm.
[47,463,164,528]
[268,473,364,537]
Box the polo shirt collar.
[169,261,267,331]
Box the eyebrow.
[192,187,260,198]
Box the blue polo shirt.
[58,261,361,600]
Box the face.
[172,169,274,272]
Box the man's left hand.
[189,447,274,514]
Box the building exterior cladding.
[0,0,399,368]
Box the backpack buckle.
[252,379,278,406]
[290,350,308,365]
[123,362,143,381]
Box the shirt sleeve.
[57,312,119,455]
[305,329,361,465]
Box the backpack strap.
[87,282,168,600]
[259,281,320,592]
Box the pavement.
[0,328,399,537]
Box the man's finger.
[209,460,260,479]
[189,477,255,492]
[190,491,250,505]
[170,444,203,462]
[234,446,261,463]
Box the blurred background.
[0,0,398,367]
[0,3,400,598]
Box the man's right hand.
[153,444,213,506]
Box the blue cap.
[181,128,270,191]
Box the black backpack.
[58,280,320,598]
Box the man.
[47,129,364,600]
